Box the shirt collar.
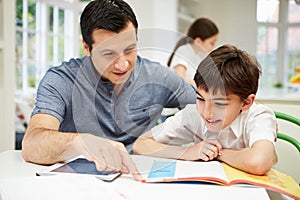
[81,56,100,88]
[84,55,142,89]
[128,55,141,82]
[225,111,249,138]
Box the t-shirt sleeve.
[160,66,196,109]
[247,104,277,147]
[170,46,189,70]
[152,104,198,145]
[31,69,68,123]
[139,57,196,109]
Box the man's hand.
[76,134,142,181]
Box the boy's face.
[196,87,244,132]
[88,22,137,86]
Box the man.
[22,0,195,180]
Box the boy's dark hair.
[80,0,138,51]
[194,44,261,100]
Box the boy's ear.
[241,94,256,111]
[82,39,91,56]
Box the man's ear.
[241,94,256,112]
[82,39,91,56]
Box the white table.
[0,150,288,200]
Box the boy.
[133,44,278,175]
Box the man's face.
[196,87,244,132]
[89,22,137,86]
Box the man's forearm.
[22,127,82,165]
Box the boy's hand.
[183,140,222,161]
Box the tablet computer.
[37,156,121,182]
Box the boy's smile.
[196,88,245,132]
[204,118,222,127]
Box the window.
[256,0,300,88]
[16,0,86,91]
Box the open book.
[131,155,300,200]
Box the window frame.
[256,0,300,87]
[16,0,85,92]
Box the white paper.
[175,160,228,181]
[0,175,125,200]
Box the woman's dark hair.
[167,18,219,67]
[80,0,138,51]
[194,44,261,100]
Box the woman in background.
[168,18,219,86]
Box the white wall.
[0,0,16,152]
[125,0,179,65]
[125,0,177,29]
[126,0,257,63]
[184,0,257,54]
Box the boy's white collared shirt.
[152,103,276,149]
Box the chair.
[273,111,300,185]
[274,111,300,153]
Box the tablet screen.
[37,156,122,182]
[51,158,116,176]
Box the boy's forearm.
[132,132,188,159]
[216,147,274,175]
[217,148,255,173]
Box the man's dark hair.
[194,44,261,100]
[80,0,138,51]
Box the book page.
[174,160,229,184]
[222,163,300,199]
[131,155,174,180]
[138,155,229,184]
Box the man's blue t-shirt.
[32,55,196,151]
